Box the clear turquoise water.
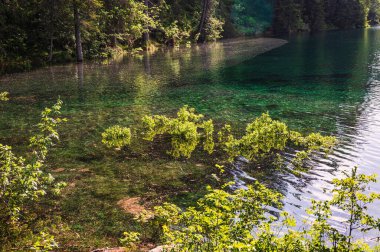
[1,28,380,240]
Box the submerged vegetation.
[102,107,380,251]
[1,95,380,251]
[102,106,336,169]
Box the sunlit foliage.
[102,106,336,167]
[330,167,380,248]
[102,125,131,148]
[128,167,380,251]
[1,0,378,74]
[0,92,9,101]
[0,96,65,246]
[30,232,59,252]
[218,112,336,166]
[154,182,281,251]
[141,106,215,158]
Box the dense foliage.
[0,0,224,73]
[124,167,380,251]
[274,0,380,33]
[217,112,336,165]
[102,106,336,169]
[232,0,273,34]
[1,0,380,74]
[141,106,215,158]
[101,125,132,148]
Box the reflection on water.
[231,28,380,241]
[1,31,380,240]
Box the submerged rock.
[117,197,146,216]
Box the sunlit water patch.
[229,29,380,241]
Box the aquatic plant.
[101,125,132,148]
[142,109,199,158]
[218,112,336,167]
[103,106,336,169]
[103,106,215,158]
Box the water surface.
[1,29,380,241]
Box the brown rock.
[117,197,146,216]
[91,248,126,252]
[68,182,76,188]
[78,168,90,173]
[52,168,65,173]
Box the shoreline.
[0,37,287,79]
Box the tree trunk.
[48,38,53,62]
[104,0,117,47]
[143,0,150,49]
[73,1,83,62]
[47,0,55,62]
[77,63,84,102]
[197,0,212,43]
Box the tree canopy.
[1,0,379,74]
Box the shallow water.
[1,29,380,241]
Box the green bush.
[102,106,336,167]
[154,181,282,251]
[141,106,215,158]
[0,95,66,247]
[218,112,336,167]
[101,125,132,148]
[100,106,380,251]
[127,167,380,251]
[102,106,215,158]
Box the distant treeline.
[0,0,379,73]
[274,0,380,33]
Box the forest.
[1,0,380,74]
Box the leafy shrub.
[120,231,140,249]
[29,99,67,160]
[30,232,58,252]
[103,106,336,166]
[218,112,336,166]
[154,182,282,251]
[128,167,380,251]
[0,96,66,246]
[204,16,225,41]
[102,106,215,158]
[0,92,9,101]
[101,125,132,148]
[330,167,380,248]
[141,106,215,158]
[160,20,192,45]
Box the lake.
[1,28,380,244]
